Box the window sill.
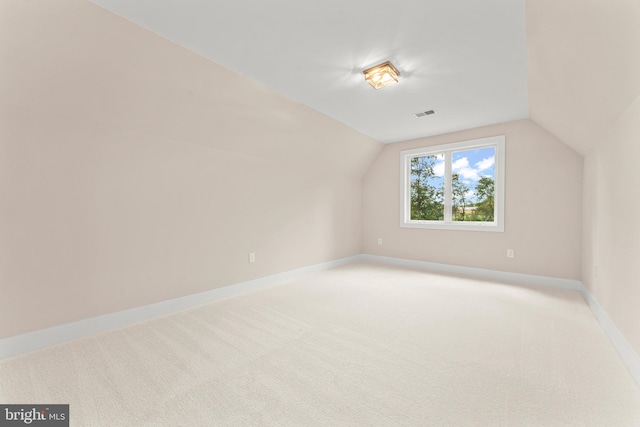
[400,221,504,232]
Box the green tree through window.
[407,147,497,223]
[473,176,495,221]
[410,155,444,220]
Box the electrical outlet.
[249,252,255,263]
[377,238,383,245]
[507,249,514,258]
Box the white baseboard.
[3,252,639,391]
[578,287,640,388]
[361,254,584,290]
[0,255,362,360]
[361,253,640,388]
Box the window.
[400,135,505,231]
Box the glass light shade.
[363,61,400,89]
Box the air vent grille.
[414,110,435,118]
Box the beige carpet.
[1,262,640,426]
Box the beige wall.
[527,0,640,357]
[0,0,382,338]
[3,0,637,363]
[362,119,583,279]
[582,93,640,356]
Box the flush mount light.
[363,61,400,89]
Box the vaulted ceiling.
[527,0,640,155]
[88,0,528,144]
[89,0,640,155]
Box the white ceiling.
[89,0,528,144]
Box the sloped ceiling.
[57,1,638,152]
[88,0,528,144]
[527,0,640,155]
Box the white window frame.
[400,135,505,232]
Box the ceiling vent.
[414,110,435,118]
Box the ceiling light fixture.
[363,61,400,89]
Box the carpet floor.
[1,262,639,426]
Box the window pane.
[451,147,495,222]
[410,154,444,220]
